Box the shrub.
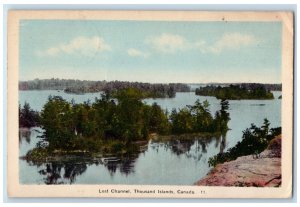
[208,119,281,167]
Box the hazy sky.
[20,20,282,83]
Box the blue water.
[19,90,281,185]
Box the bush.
[208,119,281,167]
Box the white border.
[1,1,299,206]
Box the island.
[195,84,275,100]
[20,88,231,162]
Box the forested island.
[20,88,231,161]
[19,78,190,98]
[195,84,275,100]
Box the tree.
[189,99,213,132]
[40,96,75,149]
[19,102,40,127]
[170,108,194,134]
[261,118,270,137]
[219,99,230,133]
[149,102,170,134]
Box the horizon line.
[18,78,282,85]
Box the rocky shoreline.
[196,135,281,187]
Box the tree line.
[195,84,275,100]
[214,83,281,91]
[19,78,191,98]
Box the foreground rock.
[196,135,281,187]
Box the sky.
[20,20,282,83]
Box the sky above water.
[20,20,282,83]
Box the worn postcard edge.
[7,10,294,198]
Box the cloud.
[144,32,258,55]
[127,48,149,58]
[194,40,207,53]
[205,33,259,54]
[145,33,188,54]
[36,36,111,57]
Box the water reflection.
[26,152,141,184]
[19,128,31,145]
[22,128,228,184]
[119,157,137,175]
[219,134,227,154]
[104,155,138,176]
[151,135,225,161]
[169,139,196,155]
[151,134,226,155]
[25,135,223,184]
[37,162,88,184]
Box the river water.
[19,90,281,185]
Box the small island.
[20,88,231,162]
[195,84,275,100]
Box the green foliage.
[170,99,230,135]
[170,108,194,134]
[26,147,49,160]
[38,89,230,154]
[19,102,40,127]
[40,96,76,150]
[208,119,281,167]
[196,84,274,100]
[147,103,170,135]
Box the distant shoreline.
[18,78,282,85]
[19,79,282,94]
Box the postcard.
[7,10,294,198]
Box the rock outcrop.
[196,135,281,187]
